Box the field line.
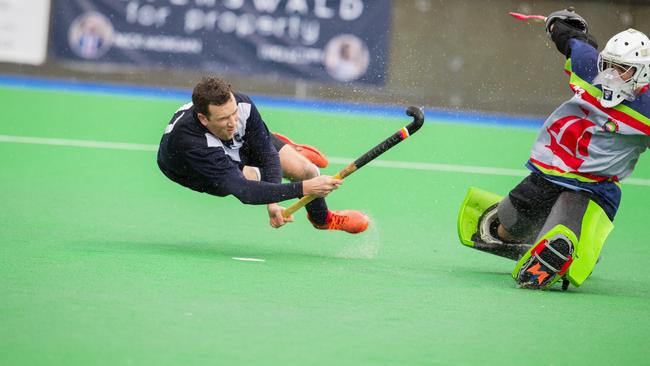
[1,134,649,186]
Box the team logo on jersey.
[68,12,114,59]
[223,133,243,148]
[603,118,619,133]
[545,107,595,170]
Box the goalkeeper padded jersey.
[157,92,303,205]
[527,39,650,218]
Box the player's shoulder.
[174,101,194,113]
[169,102,196,123]
[175,102,197,121]
[234,91,254,106]
[233,91,259,124]
[167,102,203,137]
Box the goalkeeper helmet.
[594,29,650,108]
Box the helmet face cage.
[599,29,650,91]
[597,54,643,88]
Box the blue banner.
[49,0,392,85]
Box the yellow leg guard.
[567,200,614,286]
[457,187,503,248]
[513,200,613,289]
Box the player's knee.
[302,162,320,179]
[280,145,320,181]
[286,160,319,181]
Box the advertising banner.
[0,0,51,65]
[49,0,392,84]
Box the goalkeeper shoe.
[516,235,574,290]
[309,210,369,234]
[273,132,329,168]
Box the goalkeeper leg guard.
[512,191,613,290]
[457,187,530,260]
[457,187,503,248]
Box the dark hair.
[192,77,233,117]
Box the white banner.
[0,0,51,65]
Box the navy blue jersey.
[157,92,303,204]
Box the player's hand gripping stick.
[282,106,425,218]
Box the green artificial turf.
[1,86,649,365]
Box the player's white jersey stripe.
[164,112,185,134]
[237,102,251,129]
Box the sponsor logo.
[68,12,114,59]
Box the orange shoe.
[309,210,369,234]
[273,132,329,168]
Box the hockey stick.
[282,106,425,218]
[508,11,546,23]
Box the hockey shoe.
[309,210,369,234]
[516,235,574,290]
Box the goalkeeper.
[458,9,650,290]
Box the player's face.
[603,61,636,82]
[199,93,239,140]
[614,64,636,82]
